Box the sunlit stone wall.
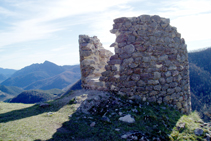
[79,15,191,114]
[79,35,113,90]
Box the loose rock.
[90,122,96,127]
[194,128,204,136]
[119,114,135,123]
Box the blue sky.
[0,0,211,69]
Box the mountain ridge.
[1,61,80,90]
[0,68,17,83]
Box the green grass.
[0,91,209,140]
[0,92,75,140]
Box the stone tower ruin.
[79,15,191,114]
[79,35,113,90]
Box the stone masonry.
[79,35,113,90]
[79,15,191,114]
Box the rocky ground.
[49,90,211,141]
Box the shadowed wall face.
[79,15,191,114]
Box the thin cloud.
[0,0,139,48]
[51,45,71,52]
[0,6,16,16]
[0,20,62,47]
[159,0,211,17]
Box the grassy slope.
[0,90,209,141]
[0,93,74,140]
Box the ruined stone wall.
[79,15,191,114]
[79,35,113,90]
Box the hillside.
[1,61,80,90]
[10,61,65,78]
[62,79,82,93]
[188,48,211,97]
[0,90,210,140]
[0,91,13,102]
[0,68,16,83]
[62,65,81,74]
[0,74,7,83]
[0,85,23,95]
[0,85,23,101]
[24,71,80,90]
[9,89,63,104]
[188,47,211,121]
[189,48,211,73]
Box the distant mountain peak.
[42,61,60,68]
[43,60,55,65]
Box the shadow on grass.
[0,99,67,123]
[42,98,183,141]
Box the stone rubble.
[69,90,211,141]
[121,131,149,141]
[67,90,111,114]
